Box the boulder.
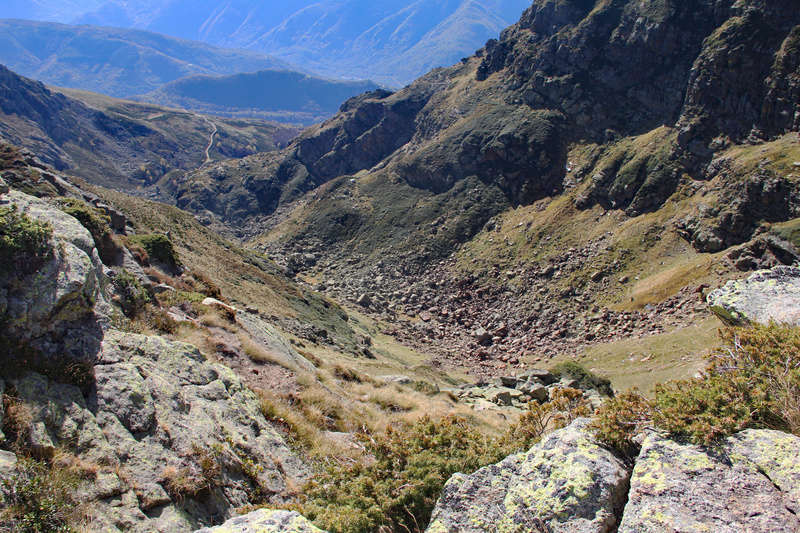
[0,190,109,363]
[7,330,308,532]
[618,430,800,532]
[519,381,549,403]
[202,297,238,317]
[236,312,316,372]
[707,266,800,325]
[426,418,630,533]
[194,509,325,533]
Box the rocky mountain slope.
[4,0,532,87]
[173,0,800,381]
[0,65,298,196]
[0,20,292,98]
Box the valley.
[0,1,799,532]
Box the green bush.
[592,323,800,453]
[0,205,52,276]
[550,361,614,397]
[56,197,121,264]
[297,416,501,533]
[112,270,150,317]
[0,457,79,533]
[128,234,179,269]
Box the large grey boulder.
[426,418,630,533]
[0,190,110,362]
[6,330,308,532]
[707,266,800,325]
[194,509,325,533]
[618,430,800,533]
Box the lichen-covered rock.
[618,431,800,533]
[6,330,307,532]
[0,190,109,362]
[194,509,325,533]
[426,418,630,533]
[726,430,800,515]
[707,266,800,325]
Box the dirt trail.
[200,115,217,165]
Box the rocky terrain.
[1,1,799,532]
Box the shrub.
[128,234,179,269]
[592,323,800,453]
[56,198,121,264]
[499,387,591,454]
[550,361,614,397]
[111,270,150,317]
[0,205,52,276]
[297,415,500,533]
[0,457,80,533]
[592,390,652,459]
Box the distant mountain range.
[0,20,292,98]
[144,70,380,125]
[0,20,380,124]
[0,0,532,86]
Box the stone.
[473,327,492,345]
[380,375,412,385]
[485,387,516,406]
[707,266,800,325]
[519,381,548,403]
[0,176,8,194]
[202,297,238,316]
[153,283,176,294]
[0,449,17,479]
[194,509,325,532]
[8,331,308,532]
[520,369,556,385]
[356,293,371,307]
[619,431,800,532]
[426,418,630,533]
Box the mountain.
[0,64,298,192]
[143,70,380,126]
[1,0,532,87]
[2,1,800,532]
[178,0,800,374]
[0,19,293,98]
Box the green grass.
[550,317,722,394]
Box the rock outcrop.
[0,188,307,531]
[0,189,109,367]
[619,430,800,532]
[426,418,629,533]
[195,509,324,533]
[427,419,800,533]
[707,266,800,325]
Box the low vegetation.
[0,457,82,533]
[291,387,591,533]
[593,323,800,456]
[127,234,180,269]
[56,197,121,264]
[0,205,52,277]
